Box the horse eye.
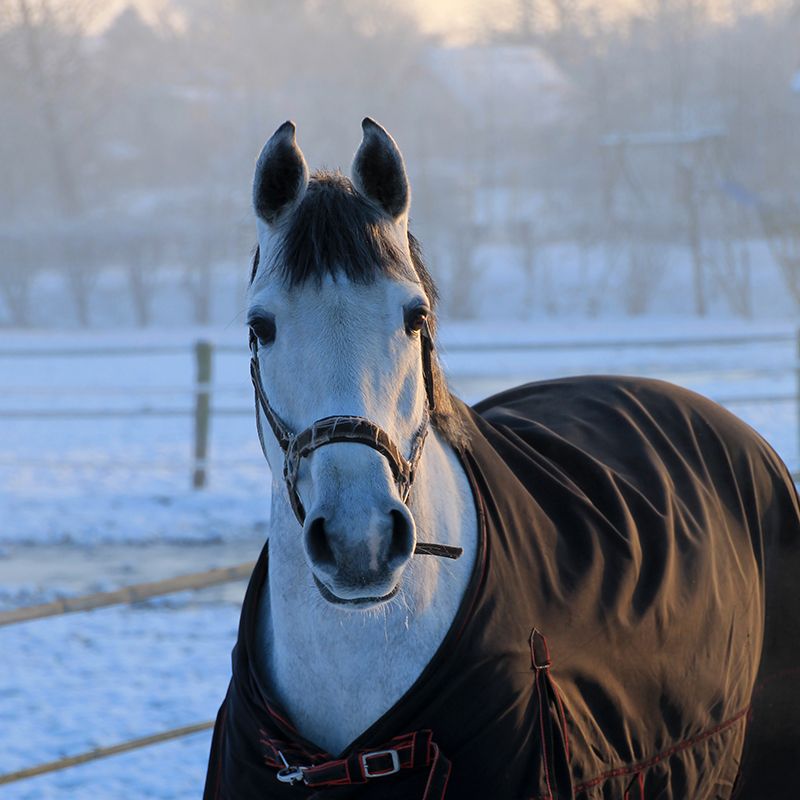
[249,315,276,346]
[405,307,429,335]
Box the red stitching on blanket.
[528,705,750,799]
[535,674,554,800]
[422,742,450,800]
[213,704,227,800]
[552,679,571,763]
[623,771,645,800]
[573,705,750,793]
[265,700,296,733]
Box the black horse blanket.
[204,376,800,799]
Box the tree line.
[1,0,799,325]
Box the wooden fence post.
[192,340,213,489]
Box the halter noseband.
[249,321,462,560]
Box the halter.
[249,320,462,560]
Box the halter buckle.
[361,748,400,778]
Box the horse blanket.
[204,376,800,799]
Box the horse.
[204,119,800,800]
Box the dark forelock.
[250,171,438,308]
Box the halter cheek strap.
[249,323,462,560]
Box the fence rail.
[0,331,795,360]
[0,345,192,358]
[0,721,215,786]
[0,561,255,627]
[439,332,797,351]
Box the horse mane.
[250,170,466,450]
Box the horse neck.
[259,426,478,755]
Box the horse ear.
[253,121,309,226]
[351,118,410,222]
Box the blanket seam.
[574,705,750,793]
[530,705,750,799]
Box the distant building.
[406,43,575,232]
[424,43,573,132]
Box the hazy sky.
[77,0,788,38]
[91,0,521,37]
[87,0,636,37]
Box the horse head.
[248,119,457,608]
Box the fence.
[0,339,248,488]
[2,330,800,485]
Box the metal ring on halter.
[249,322,462,560]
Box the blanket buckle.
[361,748,400,778]
[276,751,308,785]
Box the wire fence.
[2,331,800,483]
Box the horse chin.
[312,574,400,609]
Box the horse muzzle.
[303,501,414,606]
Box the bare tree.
[624,241,666,316]
[9,0,104,216]
[761,200,800,309]
[0,234,37,327]
[125,235,165,328]
[0,1,108,327]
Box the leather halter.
[249,321,462,560]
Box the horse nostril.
[305,516,336,569]
[387,508,414,565]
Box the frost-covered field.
[1,319,798,798]
[1,599,239,799]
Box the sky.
[82,0,787,41]
[80,0,652,37]
[86,0,522,37]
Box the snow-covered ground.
[1,598,240,800]
[1,318,798,798]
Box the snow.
[2,318,798,797]
[0,599,239,800]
